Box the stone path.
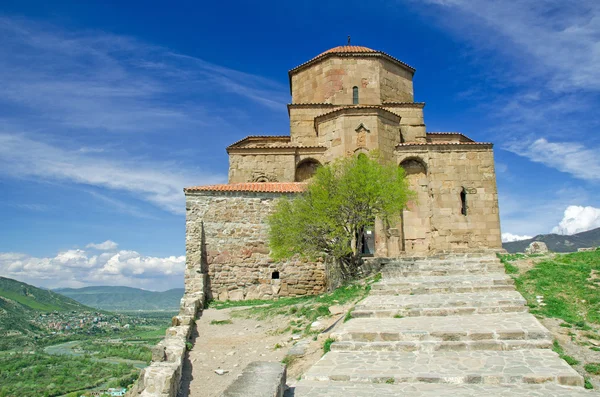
[292,254,594,396]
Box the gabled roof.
[226,135,325,152]
[184,182,306,194]
[226,135,290,149]
[426,132,474,143]
[313,105,401,131]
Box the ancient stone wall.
[314,108,401,164]
[288,104,335,146]
[185,192,327,301]
[290,57,413,105]
[228,152,296,183]
[379,59,415,103]
[395,145,502,253]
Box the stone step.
[352,291,527,318]
[332,313,551,343]
[302,350,583,387]
[292,381,593,396]
[371,274,514,295]
[380,266,505,277]
[330,339,553,352]
[378,257,504,276]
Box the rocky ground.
[178,305,350,397]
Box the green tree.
[269,153,413,276]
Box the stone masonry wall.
[291,57,414,105]
[185,191,327,301]
[228,152,296,183]
[395,145,502,253]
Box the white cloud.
[501,233,533,243]
[86,240,119,251]
[0,133,224,214]
[552,205,600,235]
[0,243,185,291]
[0,17,288,133]
[415,0,600,92]
[507,138,600,182]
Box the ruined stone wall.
[185,192,327,301]
[395,145,502,253]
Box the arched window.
[295,158,322,182]
[352,86,359,104]
[400,158,427,176]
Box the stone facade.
[184,44,503,300]
[185,191,327,301]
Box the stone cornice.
[395,142,493,151]
[227,146,327,155]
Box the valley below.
[0,277,178,397]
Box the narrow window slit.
[352,86,359,104]
[460,187,468,216]
[272,271,280,280]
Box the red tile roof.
[314,105,401,121]
[184,182,307,193]
[289,46,415,75]
[396,142,492,147]
[318,45,378,56]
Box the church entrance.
[361,227,375,256]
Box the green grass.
[393,314,404,319]
[0,289,62,312]
[512,251,600,324]
[585,363,600,375]
[281,355,297,366]
[209,279,374,335]
[385,378,395,384]
[343,309,353,323]
[591,347,600,352]
[323,338,335,354]
[585,377,594,389]
[497,253,545,275]
[552,340,580,366]
[210,319,233,325]
[0,353,137,397]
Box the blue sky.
[1,0,599,290]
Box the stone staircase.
[293,254,593,396]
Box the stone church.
[184,45,502,301]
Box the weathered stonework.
[184,44,503,301]
[185,192,327,301]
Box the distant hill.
[503,227,600,253]
[0,276,92,339]
[55,286,184,311]
[0,276,90,312]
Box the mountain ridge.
[503,227,600,253]
[55,285,184,311]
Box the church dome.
[317,45,378,57]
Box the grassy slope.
[509,251,600,324]
[210,275,378,335]
[0,276,91,312]
[501,251,600,389]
